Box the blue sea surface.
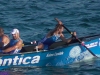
[0,0,100,75]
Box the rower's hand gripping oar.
[55,18,96,57]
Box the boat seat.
[20,45,36,52]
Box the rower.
[0,27,10,52]
[3,28,23,54]
[33,18,77,51]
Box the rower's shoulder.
[2,34,9,39]
[19,38,23,43]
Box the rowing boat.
[0,35,100,70]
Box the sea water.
[0,0,100,75]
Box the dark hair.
[50,25,63,36]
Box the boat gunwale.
[0,36,99,56]
[0,42,80,56]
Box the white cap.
[11,28,19,34]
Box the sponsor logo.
[69,46,81,58]
[67,50,93,63]
[0,55,40,66]
[85,42,98,48]
[46,52,64,57]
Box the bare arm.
[60,33,72,43]
[3,40,22,52]
[0,35,9,48]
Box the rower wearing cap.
[3,28,23,54]
[0,27,10,52]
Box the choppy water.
[0,0,100,75]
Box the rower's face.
[12,33,19,39]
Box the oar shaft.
[80,34,100,39]
[74,36,96,56]
[62,24,96,57]
[63,25,71,34]
[81,43,96,56]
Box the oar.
[55,18,97,57]
[79,34,100,39]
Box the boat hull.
[0,38,100,70]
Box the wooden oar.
[55,18,97,57]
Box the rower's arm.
[0,36,8,48]
[3,40,23,52]
[60,34,67,42]
[60,34,72,44]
